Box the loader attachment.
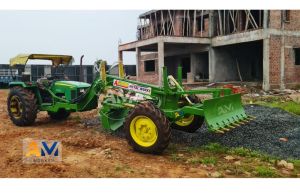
[203,94,254,133]
[100,108,129,131]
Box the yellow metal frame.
[9,54,74,67]
[175,115,194,126]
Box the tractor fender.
[9,82,35,88]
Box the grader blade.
[203,94,252,133]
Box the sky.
[0,10,144,65]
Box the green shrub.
[255,166,277,177]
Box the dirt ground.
[0,89,299,178]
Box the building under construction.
[119,10,300,90]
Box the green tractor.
[7,54,99,126]
[7,54,254,154]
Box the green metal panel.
[203,94,249,132]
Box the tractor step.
[202,94,254,133]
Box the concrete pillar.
[118,51,123,63]
[158,41,164,86]
[208,46,216,82]
[280,16,285,90]
[262,10,270,91]
[263,10,269,29]
[135,47,141,80]
[189,53,198,83]
[263,38,270,91]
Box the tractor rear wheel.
[124,101,171,154]
[7,86,37,126]
[48,109,70,120]
[172,95,204,133]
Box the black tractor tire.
[171,95,204,133]
[48,109,70,120]
[7,86,38,126]
[124,101,171,154]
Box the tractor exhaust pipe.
[80,55,84,82]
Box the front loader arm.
[76,61,107,111]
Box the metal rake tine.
[247,115,256,119]
[222,128,231,132]
[240,119,250,124]
[236,120,245,125]
[231,122,241,127]
[244,117,253,121]
[215,130,225,134]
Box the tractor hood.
[54,81,91,89]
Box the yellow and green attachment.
[100,64,254,136]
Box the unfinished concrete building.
[118,10,300,90]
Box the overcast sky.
[0,10,144,65]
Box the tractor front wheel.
[172,95,204,133]
[7,86,37,126]
[48,109,70,120]
[124,101,171,154]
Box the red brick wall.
[269,35,281,88]
[269,35,300,89]
[269,10,300,31]
[137,53,159,85]
[269,11,282,29]
[283,36,300,87]
[195,18,209,37]
[284,10,300,31]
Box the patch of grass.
[202,143,228,154]
[289,159,300,170]
[271,101,300,115]
[257,101,300,115]
[255,166,277,177]
[230,147,250,157]
[170,154,183,162]
[229,147,276,163]
[115,164,131,172]
[187,157,202,164]
[183,146,201,154]
[200,156,217,165]
[166,143,179,154]
[187,156,217,165]
[72,115,82,123]
[185,143,278,166]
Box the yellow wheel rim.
[175,115,194,126]
[10,95,23,119]
[130,115,158,147]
